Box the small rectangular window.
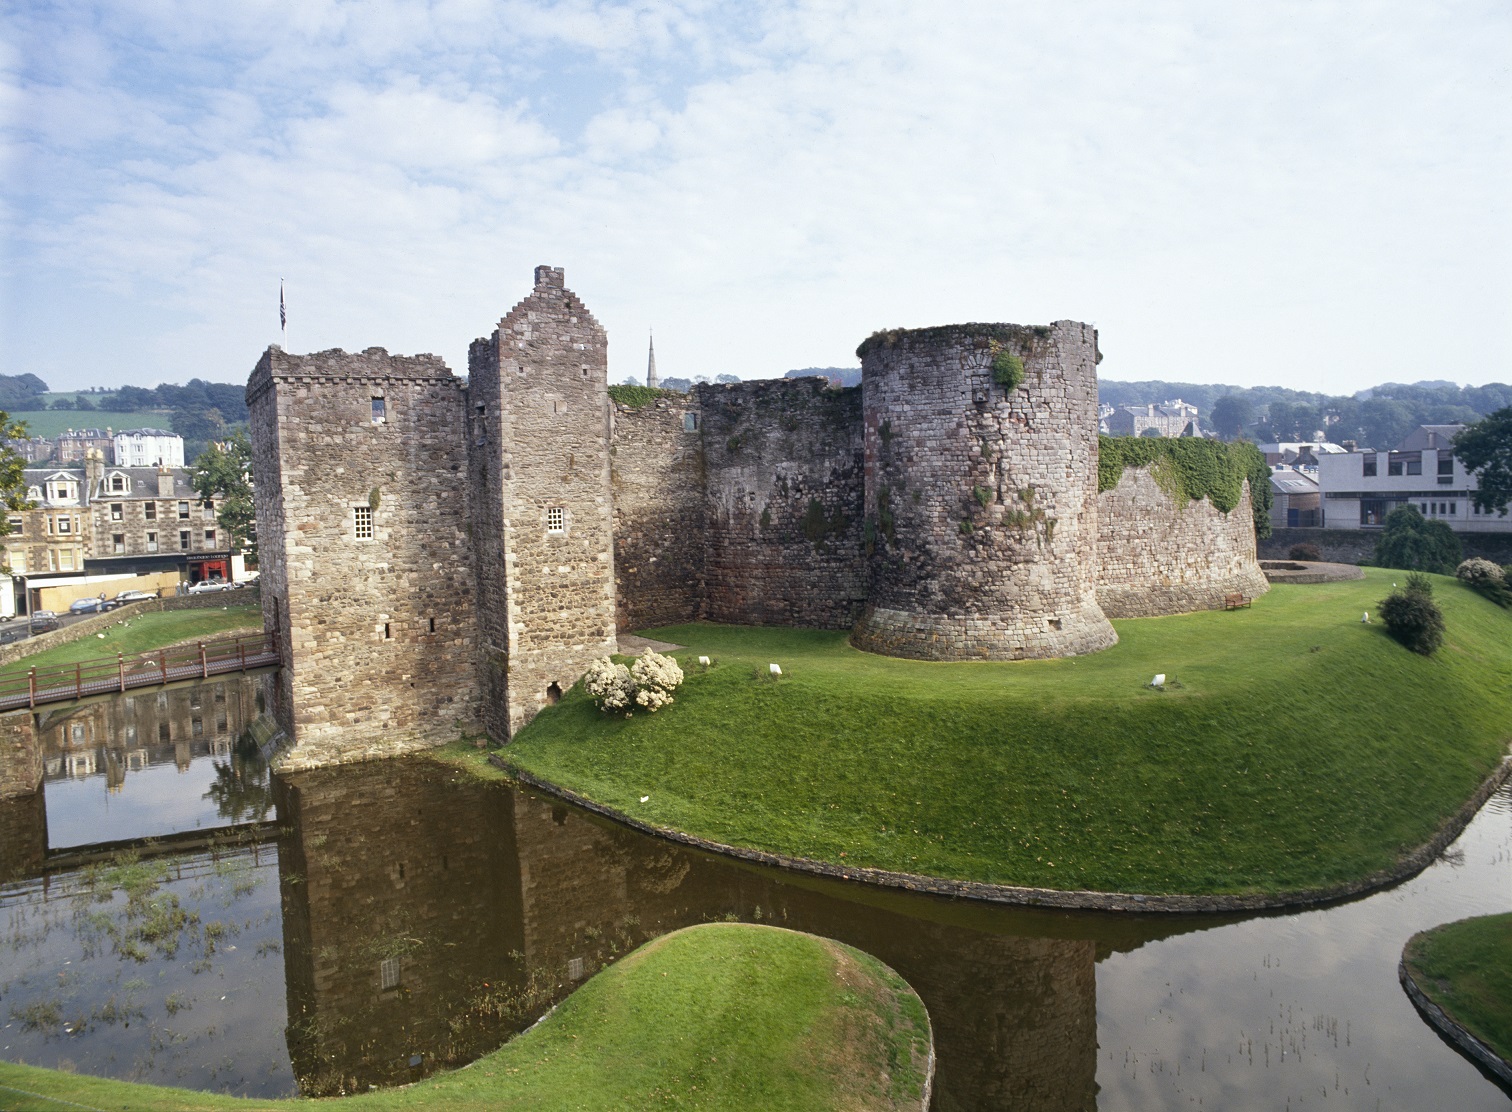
[683,412,699,431]
[546,506,566,534]
[6,516,20,531]
[178,501,189,519]
[110,503,123,521]
[380,957,401,990]
[1405,460,1421,476]
[205,529,216,545]
[354,505,374,539]
[372,397,387,424]
[1387,459,1403,476]
[60,550,74,570]
[1449,502,1456,515]
[1438,457,1455,476]
[113,533,125,554]
[1363,459,1377,477]
[383,623,391,639]
[179,530,190,550]
[144,503,156,520]
[57,516,71,534]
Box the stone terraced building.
[250,266,1268,765]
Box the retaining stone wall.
[1260,527,1512,565]
[610,399,706,630]
[1096,468,1270,617]
[697,379,867,628]
[0,787,46,880]
[248,346,480,769]
[853,323,1115,660]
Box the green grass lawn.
[0,606,262,680]
[504,569,1512,896]
[0,923,932,1111]
[1404,912,1512,1064]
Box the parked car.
[69,597,105,615]
[113,589,157,604]
[29,610,60,633]
[187,579,228,594]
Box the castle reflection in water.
[276,756,1134,1110]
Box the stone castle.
[248,265,1267,766]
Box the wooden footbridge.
[0,631,281,711]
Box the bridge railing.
[0,631,280,710]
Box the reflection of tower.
[275,759,517,1095]
[0,789,47,883]
[646,332,658,388]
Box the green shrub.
[607,384,681,408]
[1379,586,1445,655]
[991,350,1025,390]
[1457,558,1512,608]
[1373,506,1463,574]
[1288,543,1322,561]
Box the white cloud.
[2,0,1508,392]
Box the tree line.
[1100,378,1512,449]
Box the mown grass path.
[0,924,931,1111]
[506,570,1512,896]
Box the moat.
[1,678,1508,1110]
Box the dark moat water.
[1,678,1508,1109]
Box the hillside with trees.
[1100,379,1512,449]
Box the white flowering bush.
[1456,557,1505,586]
[631,650,684,712]
[583,657,635,712]
[582,650,684,714]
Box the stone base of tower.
[851,597,1117,661]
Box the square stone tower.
[467,266,618,741]
[247,346,480,766]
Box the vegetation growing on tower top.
[607,385,682,409]
[1098,435,1273,538]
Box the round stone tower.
[851,321,1117,661]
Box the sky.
[2,0,1509,396]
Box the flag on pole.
[279,280,286,334]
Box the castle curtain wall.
[696,379,868,629]
[1095,469,1271,617]
[609,398,708,631]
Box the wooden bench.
[1224,593,1251,610]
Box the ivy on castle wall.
[1099,435,1273,539]
[608,385,682,409]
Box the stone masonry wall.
[0,709,40,799]
[1096,468,1271,617]
[467,266,618,742]
[247,347,480,768]
[610,397,706,631]
[697,379,868,628]
[853,323,1116,660]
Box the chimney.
[534,264,565,289]
[158,466,175,498]
[84,448,104,497]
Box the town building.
[9,467,90,577]
[1268,469,1320,530]
[1256,441,1347,469]
[113,428,185,468]
[54,428,114,463]
[1315,424,1511,532]
[1103,400,1200,438]
[83,452,229,583]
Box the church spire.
[646,331,659,388]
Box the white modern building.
[1315,424,1511,533]
[113,428,184,468]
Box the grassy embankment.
[0,605,262,680]
[1404,912,1512,1065]
[503,569,1512,896]
[0,923,931,1112]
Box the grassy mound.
[1404,912,1512,1065]
[0,923,931,1111]
[505,569,1512,896]
[0,606,262,680]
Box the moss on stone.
[1099,435,1273,539]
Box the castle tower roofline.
[248,345,456,406]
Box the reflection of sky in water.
[45,756,233,848]
[1096,785,1512,1110]
[0,845,293,1098]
